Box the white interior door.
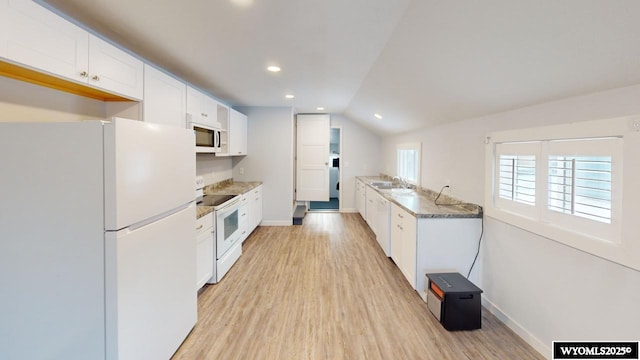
[296,114,330,201]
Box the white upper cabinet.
[87,34,143,100]
[0,0,88,81]
[186,85,225,129]
[187,86,214,127]
[229,108,248,156]
[143,64,186,128]
[0,0,143,100]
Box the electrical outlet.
[629,118,640,132]
[239,167,244,175]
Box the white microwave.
[190,122,221,153]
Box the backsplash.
[196,155,233,185]
[379,173,483,213]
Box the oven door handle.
[218,198,241,214]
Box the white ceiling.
[41,0,640,135]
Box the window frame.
[485,116,638,271]
[396,142,421,186]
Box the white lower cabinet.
[390,202,482,293]
[356,179,366,217]
[390,203,417,287]
[248,185,263,231]
[239,185,263,243]
[195,213,214,289]
[238,200,250,243]
[375,193,391,256]
[365,186,378,234]
[357,179,482,294]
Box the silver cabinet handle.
[80,71,88,78]
[92,75,100,81]
[196,224,203,230]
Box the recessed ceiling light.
[267,65,281,73]
[317,107,325,111]
[285,94,295,99]
[231,0,254,7]
[374,113,383,119]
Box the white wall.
[196,156,233,185]
[0,76,106,122]
[330,114,382,211]
[233,106,295,225]
[381,84,640,357]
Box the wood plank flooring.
[172,213,543,360]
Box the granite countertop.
[204,180,263,196]
[196,180,263,219]
[196,206,214,219]
[357,176,482,219]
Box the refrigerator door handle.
[111,202,194,232]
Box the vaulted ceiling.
[41,0,640,135]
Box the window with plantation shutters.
[499,154,536,205]
[548,155,612,223]
[485,116,638,271]
[493,141,540,218]
[493,137,620,234]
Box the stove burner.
[199,194,238,208]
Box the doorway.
[309,127,341,211]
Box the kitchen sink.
[370,181,392,187]
[375,185,394,189]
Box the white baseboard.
[340,208,358,213]
[260,220,293,226]
[482,297,549,358]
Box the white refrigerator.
[0,118,197,360]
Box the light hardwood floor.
[172,213,544,360]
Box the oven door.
[216,202,240,258]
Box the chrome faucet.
[392,176,409,189]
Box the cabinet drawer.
[195,213,213,235]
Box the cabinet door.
[196,226,214,289]
[186,86,204,125]
[238,202,249,243]
[390,204,403,263]
[202,97,220,127]
[356,180,366,217]
[391,203,417,289]
[0,0,88,83]
[143,64,186,128]
[375,195,391,256]
[88,34,143,100]
[402,213,417,288]
[253,185,263,230]
[365,186,377,234]
[229,108,248,156]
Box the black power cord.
[434,185,450,205]
[432,184,484,279]
[466,215,484,279]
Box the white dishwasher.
[376,193,391,257]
